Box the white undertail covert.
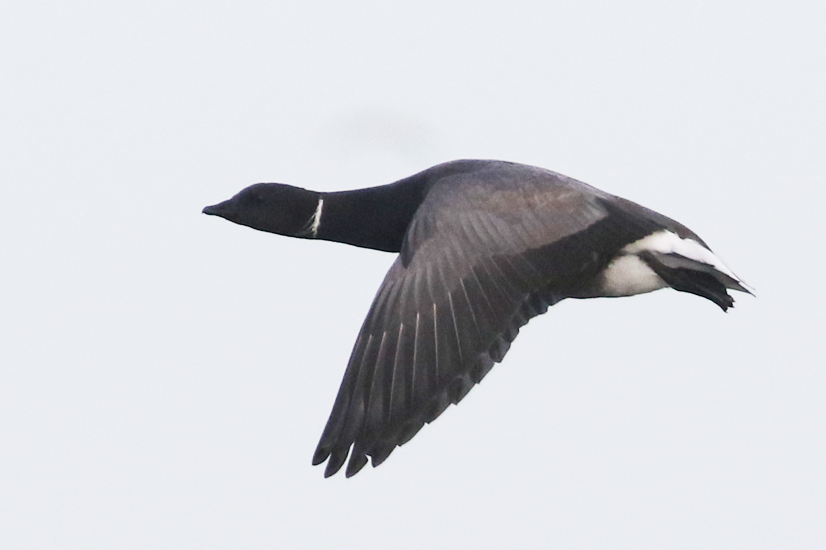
[601,230,748,297]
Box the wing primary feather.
[441,254,487,367]
[446,291,465,367]
[471,208,542,287]
[324,447,349,477]
[439,236,485,345]
[432,301,439,384]
[412,267,438,403]
[432,247,472,377]
[313,332,367,465]
[327,333,377,477]
[443,231,500,340]
[482,256,524,302]
[398,419,425,446]
[469,354,495,385]
[465,263,501,333]
[423,388,451,424]
[369,440,396,467]
[366,279,397,332]
[448,373,474,404]
[345,453,368,478]
[483,218,545,286]
[411,311,421,406]
[388,322,405,424]
[457,278,484,341]
[499,252,540,289]
[455,212,517,300]
[364,330,390,440]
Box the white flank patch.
[601,254,668,296]
[623,230,741,282]
[310,197,324,237]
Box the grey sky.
[1,1,824,548]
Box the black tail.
[641,251,752,311]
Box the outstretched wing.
[312,170,657,477]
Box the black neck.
[203,172,430,253]
[317,175,428,252]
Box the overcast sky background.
[2,1,825,548]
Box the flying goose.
[203,159,751,477]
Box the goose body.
[203,159,750,477]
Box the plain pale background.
[2,1,824,548]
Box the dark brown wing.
[312,170,656,477]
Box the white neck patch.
[309,197,324,238]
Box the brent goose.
[203,159,751,477]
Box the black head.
[202,183,319,237]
